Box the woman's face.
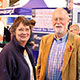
[15,22,30,47]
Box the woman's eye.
[25,28,29,31]
[18,28,23,31]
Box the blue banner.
[0,8,32,15]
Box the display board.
[32,8,55,51]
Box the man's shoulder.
[68,32,80,43]
[40,33,54,45]
[42,33,54,39]
[69,32,80,38]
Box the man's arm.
[76,36,80,80]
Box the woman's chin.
[20,39,28,43]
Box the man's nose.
[57,18,61,23]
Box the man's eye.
[54,18,58,21]
[59,18,64,21]
[54,18,64,21]
[70,30,73,32]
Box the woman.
[0,16,36,80]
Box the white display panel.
[32,8,55,34]
[73,8,80,27]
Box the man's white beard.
[55,27,64,34]
[54,24,68,34]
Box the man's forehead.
[52,12,67,19]
[52,9,69,20]
[53,11,67,16]
[70,27,79,30]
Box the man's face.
[69,27,79,35]
[52,10,69,35]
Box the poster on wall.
[32,8,55,51]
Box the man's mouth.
[56,26,62,28]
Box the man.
[36,8,80,80]
[69,24,80,35]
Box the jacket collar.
[62,32,74,73]
[12,36,25,54]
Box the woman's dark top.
[0,36,36,80]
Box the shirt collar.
[54,32,68,44]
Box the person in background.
[27,19,36,50]
[66,0,73,10]
[69,24,80,35]
[66,0,73,29]
[3,27,11,43]
[0,21,11,49]
[36,8,80,80]
[0,16,36,80]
